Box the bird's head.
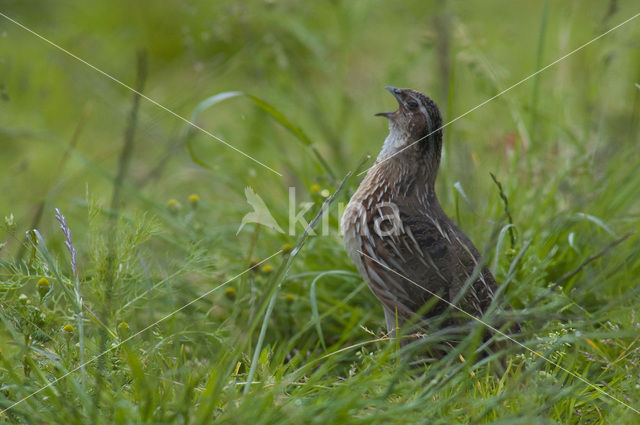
[375,87,443,161]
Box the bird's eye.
[407,100,419,110]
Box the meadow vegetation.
[1,1,640,423]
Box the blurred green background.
[1,1,640,423]
[1,0,637,240]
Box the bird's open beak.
[375,86,403,118]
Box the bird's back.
[343,187,496,327]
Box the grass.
[1,0,640,423]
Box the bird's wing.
[360,202,496,320]
[445,223,497,317]
[358,203,455,319]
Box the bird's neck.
[375,129,442,194]
[377,130,407,162]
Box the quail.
[341,87,499,343]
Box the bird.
[341,86,501,347]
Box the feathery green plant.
[1,1,640,424]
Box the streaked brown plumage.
[341,87,497,340]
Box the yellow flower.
[37,277,50,299]
[284,293,295,304]
[62,324,74,334]
[249,258,260,273]
[117,322,130,338]
[224,287,237,301]
[281,243,293,255]
[310,184,321,193]
[261,264,274,274]
[166,199,181,215]
[188,194,200,209]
